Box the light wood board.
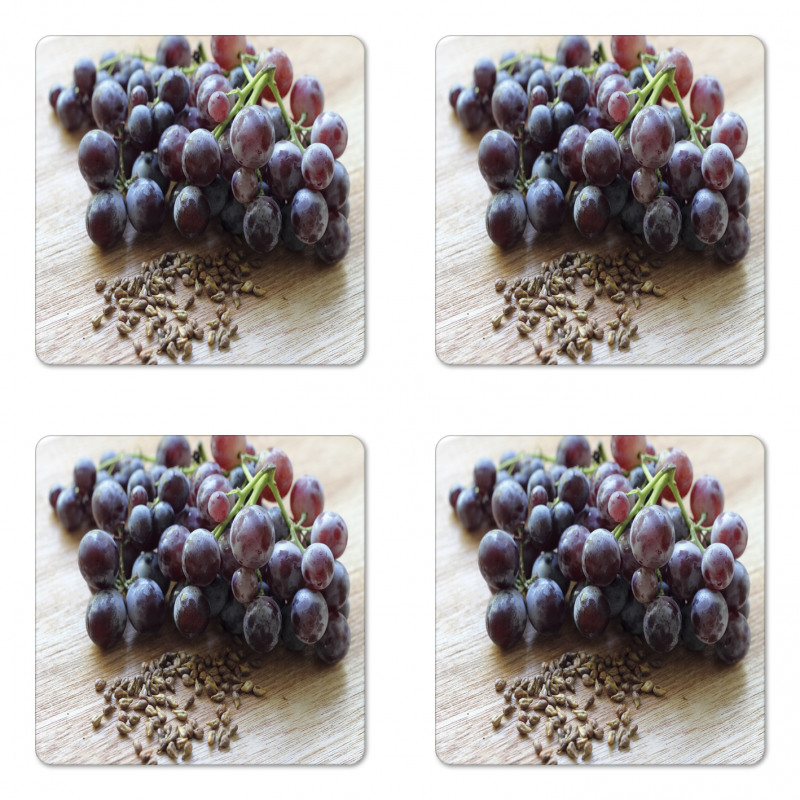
[35,36,364,365]
[436,435,764,764]
[35,435,364,764]
[435,37,764,365]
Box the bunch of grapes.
[50,35,351,264]
[449,435,752,665]
[450,35,751,264]
[50,435,352,665]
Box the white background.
[7,3,795,795]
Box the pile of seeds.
[490,646,666,764]
[491,249,666,364]
[90,647,267,764]
[90,249,269,364]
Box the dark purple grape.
[485,588,527,648]
[91,79,127,133]
[173,185,211,239]
[526,504,557,550]
[557,468,590,513]
[690,587,729,644]
[315,611,351,664]
[478,529,519,589]
[127,504,157,550]
[157,67,190,114]
[131,551,169,593]
[155,435,191,468]
[315,211,351,265]
[491,479,527,534]
[530,551,569,593]
[701,542,735,590]
[555,436,591,470]
[230,505,275,570]
[581,129,620,186]
[78,529,119,589]
[526,178,565,233]
[715,211,750,265]
[573,185,610,238]
[157,524,190,582]
[181,528,221,587]
[265,541,304,601]
[710,511,748,558]
[715,610,750,664]
[630,105,675,169]
[91,478,128,533]
[126,577,166,634]
[556,36,592,68]
[691,188,729,244]
[301,542,335,591]
[630,505,675,569]
[720,561,750,610]
[243,595,282,653]
[526,578,565,634]
[581,529,620,587]
[485,188,527,248]
[665,540,703,601]
[86,588,127,649]
[620,595,646,636]
[309,510,348,558]
[321,560,350,610]
[642,595,681,652]
[456,86,483,131]
[490,79,527,133]
[78,129,119,190]
[291,588,329,644]
[643,195,681,253]
[603,574,630,616]
[557,524,590,582]
[157,468,190,514]
[173,584,211,638]
[478,129,519,190]
[456,486,483,530]
[86,188,127,248]
[573,585,611,638]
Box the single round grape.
[157,524,190,582]
[655,447,693,502]
[630,505,675,569]
[231,567,260,604]
[321,560,350,610]
[301,542,336,591]
[456,487,483,530]
[526,504,556,550]
[556,124,589,183]
[85,189,127,248]
[710,111,748,159]
[690,474,724,524]
[72,457,96,496]
[721,161,750,210]
[630,105,675,169]
[485,588,527,648]
[301,142,335,191]
[665,140,704,201]
[156,35,191,68]
[611,35,647,70]
[209,434,246,471]
[490,479,527,534]
[665,540,704,601]
[691,188,729,245]
[581,129,620,187]
[643,195,681,253]
[632,167,659,205]
[310,111,348,159]
[181,528,221,587]
[490,79,527,134]
[321,160,350,210]
[291,74,324,124]
[230,505,275,569]
[477,529,519,589]
[557,468,590,514]
[690,74,724,125]
[691,587,729,644]
[130,551,169,594]
[181,128,221,187]
[530,552,569,594]
[702,142,735,191]
[256,47,294,102]
[573,585,611,638]
[607,492,631,524]
[291,588,329,644]
[126,577,165,634]
[581,528,621,587]
[173,584,211,638]
[126,504,155,550]
[573,185,610,238]
[207,491,231,524]
[527,104,556,149]
[555,435,591,468]
[291,474,325,526]
[715,610,750,664]
[478,129,519,190]
[596,473,632,518]
[78,129,119,190]
[603,574,630,616]
[156,435,191,468]
[86,588,127,649]
[241,195,281,253]
[552,500,576,537]
[78,529,119,589]
[309,510,348,559]
[210,35,246,70]
[91,478,128,533]
[91,79,127,133]
[315,611,351,664]
[157,468,190,514]
[710,511,748,558]
[525,178,565,233]
[715,211,750,265]
[126,178,166,234]
[485,188,527,248]
[642,595,681,652]
[243,595,282,653]
[721,561,750,610]
[265,540,304,601]
[631,567,659,604]
[701,542,735,592]
[525,578,565,634]
[557,524,590,582]
[203,574,229,617]
[679,601,707,651]
[230,105,275,169]
[556,35,591,68]
[655,47,693,101]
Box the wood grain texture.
[35,36,364,365]
[435,436,764,764]
[435,37,764,365]
[35,435,364,764]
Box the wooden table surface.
[435,436,764,764]
[35,36,364,365]
[35,435,364,764]
[435,37,764,365]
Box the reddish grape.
[710,511,748,558]
[230,505,275,569]
[608,491,631,524]
[256,447,294,503]
[291,474,325,526]
[210,435,247,470]
[690,474,724,524]
[701,542,735,591]
[691,74,724,124]
[290,74,324,124]
[655,447,693,501]
[715,610,750,664]
[157,524,190,582]
[231,567,260,604]
[610,435,647,470]
[207,491,231,524]
[630,505,675,569]
[611,35,647,70]
[557,524,590,582]
[665,540,704,601]
[301,542,336,591]
[257,48,294,102]
[210,35,247,70]
[710,111,748,159]
[655,47,693,101]
[310,510,348,559]
[691,587,729,644]
[631,567,659,604]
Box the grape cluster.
[450,35,751,264]
[50,35,351,264]
[51,435,352,665]
[449,435,752,665]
